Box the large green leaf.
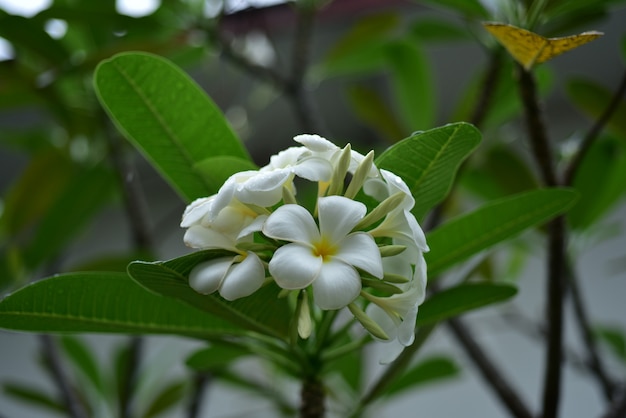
[384,39,435,131]
[384,355,460,397]
[128,251,291,339]
[425,188,578,276]
[94,52,250,202]
[0,272,241,337]
[346,84,406,142]
[376,122,481,220]
[417,283,517,326]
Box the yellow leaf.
[483,22,603,70]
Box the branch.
[516,64,565,418]
[187,372,212,418]
[446,318,534,418]
[563,68,626,186]
[470,49,504,128]
[600,384,626,418]
[39,335,88,418]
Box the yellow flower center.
[312,237,337,262]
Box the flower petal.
[318,196,366,243]
[291,156,333,182]
[263,204,320,244]
[269,244,321,289]
[294,134,337,152]
[312,260,361,310]
[237,170,292,207]
[188,257,233,294]
[184,225,235,250]
[219,252,266,301]
[181,196,213,227]
[335,232,383,278]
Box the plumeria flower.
[262,195,383,310]
[188,251,265,301]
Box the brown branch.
[563,68,626,186]
[516,64,565,418]
[300,376,325,418]
[447,318,534,418]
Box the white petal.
[269,244,321,289]
[291,156,333,182]
[377,339,406,365]
[263,204,319,244]
[336,233,383,278]
[263,146,307,169]
[366,303,399,341]
[318,196,366,243]
[397,303,418,346]
[237,215,268,240]
[312,260,361,310]
[219,252,266,301]
[188,257,233,294]
[183,225,235,250]
[294,134,338,152]
[181,196,213,227]
[380,169,414,209]
[237,170,291,207]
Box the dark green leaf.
[0,272,242,337]
[417,283,517,326]
[346,85,406,142]
[193,156,258,192]
[94,52,250,202]
[384,39,435,131]
[426,188,578,276]
[415,0,489,18]
[128,251,291,339]
[143,381,187,418]
[596,325,626,365]
[186,344,251,372]
[567,78,626,139]
[3,383,65,413]
[410,19,471,42]
[60,336,105,395]
[376,123,481,221]
[384,355,460,396]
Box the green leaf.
[376,122,481,221]
[410,19,471,42]
[128,251,291,339]
[384,39,435,131]
[320,13,399,77]
[193,156,258,193]
[346,84,406,142]
[567,78,626,139]
[60,336,105,395]
[3,383,65,413]
[596,325,626,365]
[425,188,579,276]
[417,283,517,326]
[143,381,187,418]
[415,0,489,18]
[186,344,251,372]
[384,355,460,396]
[94,52,250,202]
[0,272,242,337]
[569,136,626,229]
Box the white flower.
[188,251,265,301]
[262,195,383,310]
[181,195,265,251]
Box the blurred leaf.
[60,336,105,395]
[3,383,65,413]
[0,272,243,337]
[410,18,471,42]
[567,78,626,139]
[320,13,399,77]
[186,344,251,372]
[417,283,517,326]
[193,156,258,192]
[67,252,153,272]
[384,39,435,131]
[143,381,187,418]
[384,355,460,396]
[376,122,481,221]
[426,188,579,276]
[94,52,250,202]
[346,84,406,142]
[569,136,626,229]
[596,325,626,365]
[416,0,489,18]
[128,250,291,339]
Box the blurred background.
[1,0,625,417]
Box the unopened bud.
[348,303,390,340]
[379,244,407,257]
[344,150,375,199]
[354,191,406,230]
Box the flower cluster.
[181,134,429,362]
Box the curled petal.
[318,196,366,243]
[264,147,307,169]
[291,156,333,182]
[294,134,337,152]
[184,225,235,250]
[188,257,233,294]
[237,170,292,207]
[263,204,320,244]
[237,215,268,240]
[181,196,213,227]
[335,233,383,278]
[269,244,321,289]
[313,260,361,310]
[219,252,266,301]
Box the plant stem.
[187,372,212,418]
[470,49,504,128]
[300,375,325,418]
[447,318,534,418]
[600,384,626,418]
[39,335,88,418]
[516,64,565,418]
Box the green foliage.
[143,380,188,418]
[426,189,579,276]
[186,344,251,372]
[94,52,250,202]
[384,355,460,397]
[567,78,626,139]
[376,122,481,220]
[60,336,105,396]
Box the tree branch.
[187,372,212,418]
[600,384,626,418]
